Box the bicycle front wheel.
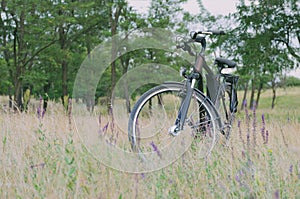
[128,82,220,159]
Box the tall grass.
[0,87,299,198]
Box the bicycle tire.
[128,82,222,159]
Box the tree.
[50,0,109,109]
[0,0,113,111]
[0,0,57,110]
[225,0,298,108]
[107,0,127,113]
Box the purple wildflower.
[102,122,109,134]
[109,135,115,145]
[30,162,45,169]
[252,102,257,148]
[265,130,269,144]
[106,139,113,146]
[37,95,45,119]
[242,150,246,158]
[246,132,250,150]
[289,165,293,175]
[231,146,235,161]
[235,174,242,186]
[274,190,280,199]
[243,99,247,108]
[244,100,251,151]
[37,107,41,118]
[235,174,240,182]
[261,114,266,143]
[238,120,245,147]
[150,141,162,158]
[110,119,115,133]
[114,131,119,145]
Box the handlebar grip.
[207,30,225,35]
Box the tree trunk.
[241,81,249,110]
[43,82,51,111]
[2,12,10,108]
[110,18,117,94]
[255,81,263,108]
[120,46,131,113]
[14,79,23,111]
[122,60,131,113]
[58,9,69,109]
[124,81,131,113]
[8,86,12,109]
[13,10,26,111]
[249,79,256,109]
[271,80,276,109]
[62,59,68,105]
[108,2,123,112]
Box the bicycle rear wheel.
[128,82,221,160]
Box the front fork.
[169,74,199,136]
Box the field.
[0,87,299,198]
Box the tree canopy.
[0,0,299,111]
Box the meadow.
[0,87,299,198]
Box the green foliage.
[284,76,300,87]
[0,59,11,95]
[148,0,187,29]
[0,0,298,111]
[207,0,300,108]
[0,0,110,108]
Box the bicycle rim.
[128,83,219,159]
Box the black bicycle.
[128,30,239,158]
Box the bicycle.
[128,30,239,159]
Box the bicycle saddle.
[215,57,236,68]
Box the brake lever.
[176,38,196,56]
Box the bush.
[284,76,300,87]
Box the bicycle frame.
[170,53,221,135]
[170,33,238,137]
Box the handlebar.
[190,30,225,39]
[177,30,225,55]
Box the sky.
[127,0,300,78]
[184,0,240,15]
[128,0,241,15]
